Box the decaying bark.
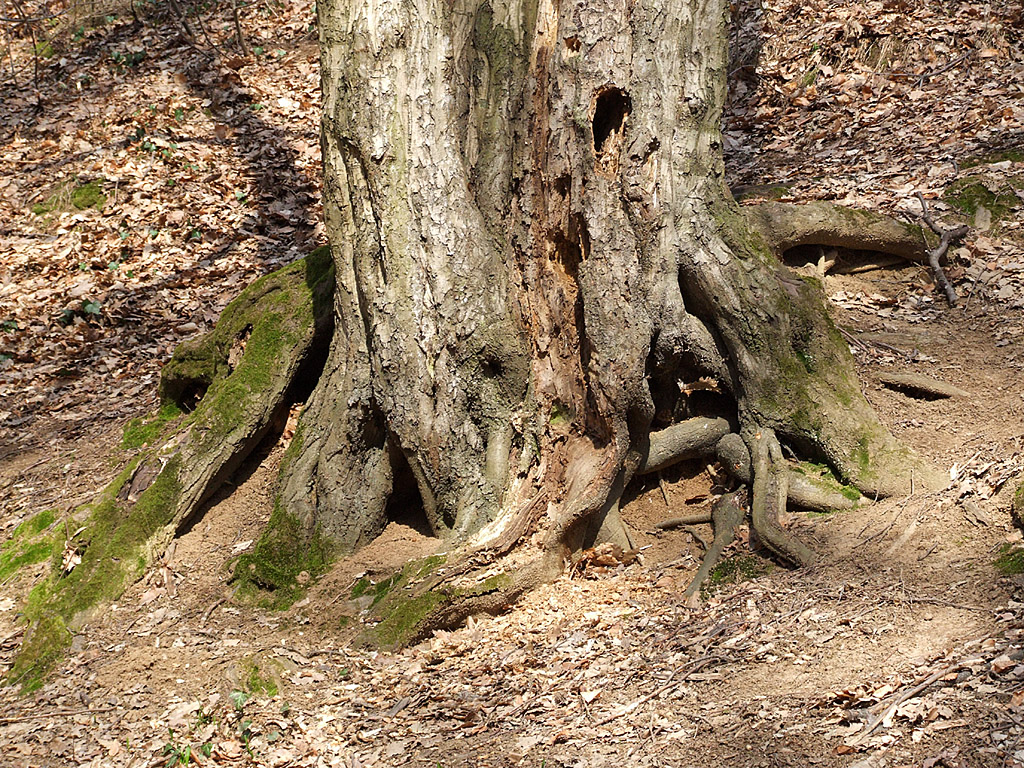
[16,0,952,676]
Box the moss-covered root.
[10,250,335,690]
[684,489,746,598]
[746,428,817,568]
[357,552,559,650]
[716,432,862,513]
[742,201,930,262]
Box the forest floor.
[2,1,1024,767]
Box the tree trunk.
[11,0,948,685]
[277,0,943,630]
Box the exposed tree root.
[683,490,747,598]
[747,427,818,568]
[640,418,731,474]
[743,201,930,262]
[878,372,969,400]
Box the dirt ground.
[2,1,1024,767]
[2,265,1023,768]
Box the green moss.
[121,402,183,450]
[707,554,772,590]
[366,591,446,650]
[349,555,457,649]
[794,461,861,506]
[996,543,1024,575]
[233,501,330,610]
[9,456,185,690]
[8,613,72,692]
[5,509,56,542]
[1015,481,1024,518]
[411,554,448,579]
[349,576,371,599]
[11,249,336,690]
[453,571,512,596]
[70,180,107,211]
[943,177,1017,221]
[549,401,571,426]
[160,251,333,417]
[31,179,106,216]
[962,149,1024,169]
[852,435,871,473]
[0,510,59,583]
[242,659,279,697]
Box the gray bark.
[290,0,941,563]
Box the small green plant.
[162,733,212,767]
[238,718,255,758]
[229,690,249,711]
[110,49,147,70]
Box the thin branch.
[851,664,958,746]
[0,7,68,22]
[916,191,968,307]
[230,0,247,53]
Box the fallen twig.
[916,192,969,307]
[852,664,958,745]
[200,597,226,627]
[0,706,116,725]
[594,656,724,726]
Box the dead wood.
[655,512,712,530]
[916,191,969,307]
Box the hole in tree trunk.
[385,440,433,538]
[592,87,631,155]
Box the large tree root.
[743,201,931,262]
[7,251,334,689]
